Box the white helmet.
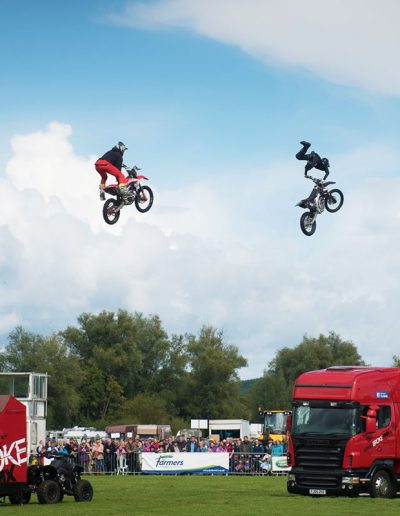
[116,141,128,154]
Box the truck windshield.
[264,412,288,435]
[292,405,358,436]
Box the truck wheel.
[9,491,31,504]
[370,470,395,498]
[37,479,61,504]
[73,479,93,502]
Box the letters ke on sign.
[0,438,27,472]
[142,453,229,474]
[376,391,389,399]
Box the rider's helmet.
[115,141,128,154]
[321,157,330,168]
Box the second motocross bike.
[102,165,154,225]
[296,176,344,236]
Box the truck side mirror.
[286,414,292,432]
[365,415,376,433]
[364,406,378,433]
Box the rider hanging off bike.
[296,141,330,208]
[95,141,135,202]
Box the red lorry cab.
[287,366,400,498]
[0,395,28,495]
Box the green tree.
[250,332,364,416]
[0,327,82,428]
[122,393,169,424]
[181,326,247,419]
[62,310,189,420]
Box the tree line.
[0,309,391,430]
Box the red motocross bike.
[102,165,154,225]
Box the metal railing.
[31,451,289,476]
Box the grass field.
[3,475,400,515]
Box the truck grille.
[293,437,346,488]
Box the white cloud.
[116,0,400,96]
[2,122,400,378]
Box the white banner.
[142,452,229,475]
[271,455,291,473]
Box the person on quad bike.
[296,141,330,208]
[95,141,131,202]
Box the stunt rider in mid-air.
[296,141,330,208]
[95,141,133,202]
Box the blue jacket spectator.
[185,436,200,452]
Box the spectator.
[239,436,251,454]
[186,436,199,453]
[104,438,116,473]
[125,437,136,472]
[116,440,126,455]
[36,440,44,457]
[209,441,221,452]
[198,439,209,452]
[78,439,91,473]
[167,440,180,453]
[224,438,233,453]
[232,439,241,452]
[264,439,273,456]
[54,441,69,458]
[271,440,284,456]
[177,435,187,452]
[68,439,78,458]
[251,439,264,455]
[92,438,104,473]
[251,439,264,471]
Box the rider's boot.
[119,184,132,204]
[99,184,106,201]
[300,141,311,150]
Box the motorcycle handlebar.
[306,175,323,184]
[123,164,142,172]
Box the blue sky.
[1,0,400,378]
[2,0,400,181]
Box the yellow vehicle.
[259,410,291,443]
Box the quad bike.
[9,457,93,505]
[296,176,344,236]
[102,165,154,225]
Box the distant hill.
[240,378,261,395]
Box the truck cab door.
[365,405,395,460]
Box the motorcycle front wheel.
[103,199,121,225]
[135,186,153,213]
[300,211,316,236]
[325,189,344,213]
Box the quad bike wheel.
[73,479,94,502]
[9,491,31,505]
[37,479,61,504]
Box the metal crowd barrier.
[72,451,142,474]
[31,451,289,476]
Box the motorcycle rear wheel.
[325,189,344,213]
[103,199,121,225]
[300,211,316,236]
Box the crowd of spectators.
[32,434,288,474]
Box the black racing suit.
[100,147,124,170]
[296,142,330,205]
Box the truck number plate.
[309,489,326,495]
